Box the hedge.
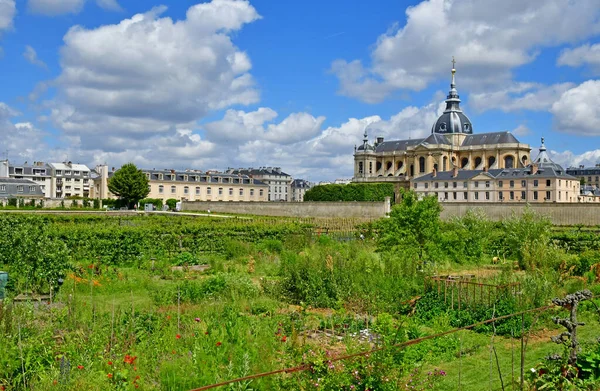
[304,183,395,202]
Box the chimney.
[452,166,459,178]
[376,136,384,145]
[531,163,539,175]
[432,168,437,177]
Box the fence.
[426,275,522,310]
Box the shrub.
[304,183,395,202]
[93,199,100,209]
[166,198,178,211]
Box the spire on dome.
[540,137,546,152]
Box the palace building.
[353,64,532,187]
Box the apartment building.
[411,139,581,203]
[48,163,91,198]
[0,160,52,197]
[92,166,269,202]
[566,165,600,187]
[0,178,45,200]
[291,179,313,202]
[226,167,292,201]
[144,169,268,202]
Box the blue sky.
[1,0,600,181]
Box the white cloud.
[470,82,574,113]
[23,45,48,69]
[0,103,52,161]
[44,0,260,153]
[28,0,85,15]
[95,0,121,12]
[558,43,600,73]
[28,0,122,15]
[512,124,531,137]
[332,0,600,102]
[0,0,15,31]
[549,149,600,169]
[551,80,600,136]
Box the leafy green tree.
[108,163,150,208]
[166,198,178,211]
[376,190,441,263]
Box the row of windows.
[55,170,88,176]
[157,185,263,197]
[427,190,556,201]
[3,185,38,193]
[415,178,575,190]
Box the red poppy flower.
[108,361,113,366]
[134,384,139,389]
[281,336,287,342]
[172,350,176,354]
[216,342,222,347]
[107,373,113,379]
[77,365,84,370]
[123,355,137,365]
[176,334,181,339]
[134,367,137,371]
[88,264,94,269]
[135,375,140,380]
[205,331,209,335]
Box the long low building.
[412,139,581,203]
[0,178,45,200]
[92,166,269,202]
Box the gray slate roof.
[375,139,423,152]
[461,132,520,146]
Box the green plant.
[166,198,177,211]
[108,163,150,208]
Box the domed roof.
[356,129,375,152]
[431,61,473,135]
[532,137,563,172]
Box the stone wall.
[440,202,600,226]
[182,198,391,219]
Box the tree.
[108,163,150,208]
[376,190,442,263]
[166,198,177,211]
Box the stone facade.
[353,66,531,187]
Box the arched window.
[434,163,438,171]
[488,156,496,168]
[386,161,392,171]
[461,158,469,168]
[410,164,414,177]
[474,157,482,168]
[521,155,527,165]
[376,161,382,171]
[419,157,426,173]
[184,186,189,194]
[443,156,448,171]
[397,161,403,170]
[504,155,514,169]
[171,185,176,194]
[358,162,364,174]
[158,185,164,194]
[195,186,200,195]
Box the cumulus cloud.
[550,80,600,136]
[558,43,600,73]
[470,82,575,113]
[512,124,531,137]
[332,0,600,102]
[0,0,15,31]
[43,0,260,154]
[549,149,600,169]
[0,103,52,161]
[23,45,48,69]
[28,0,122,15]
